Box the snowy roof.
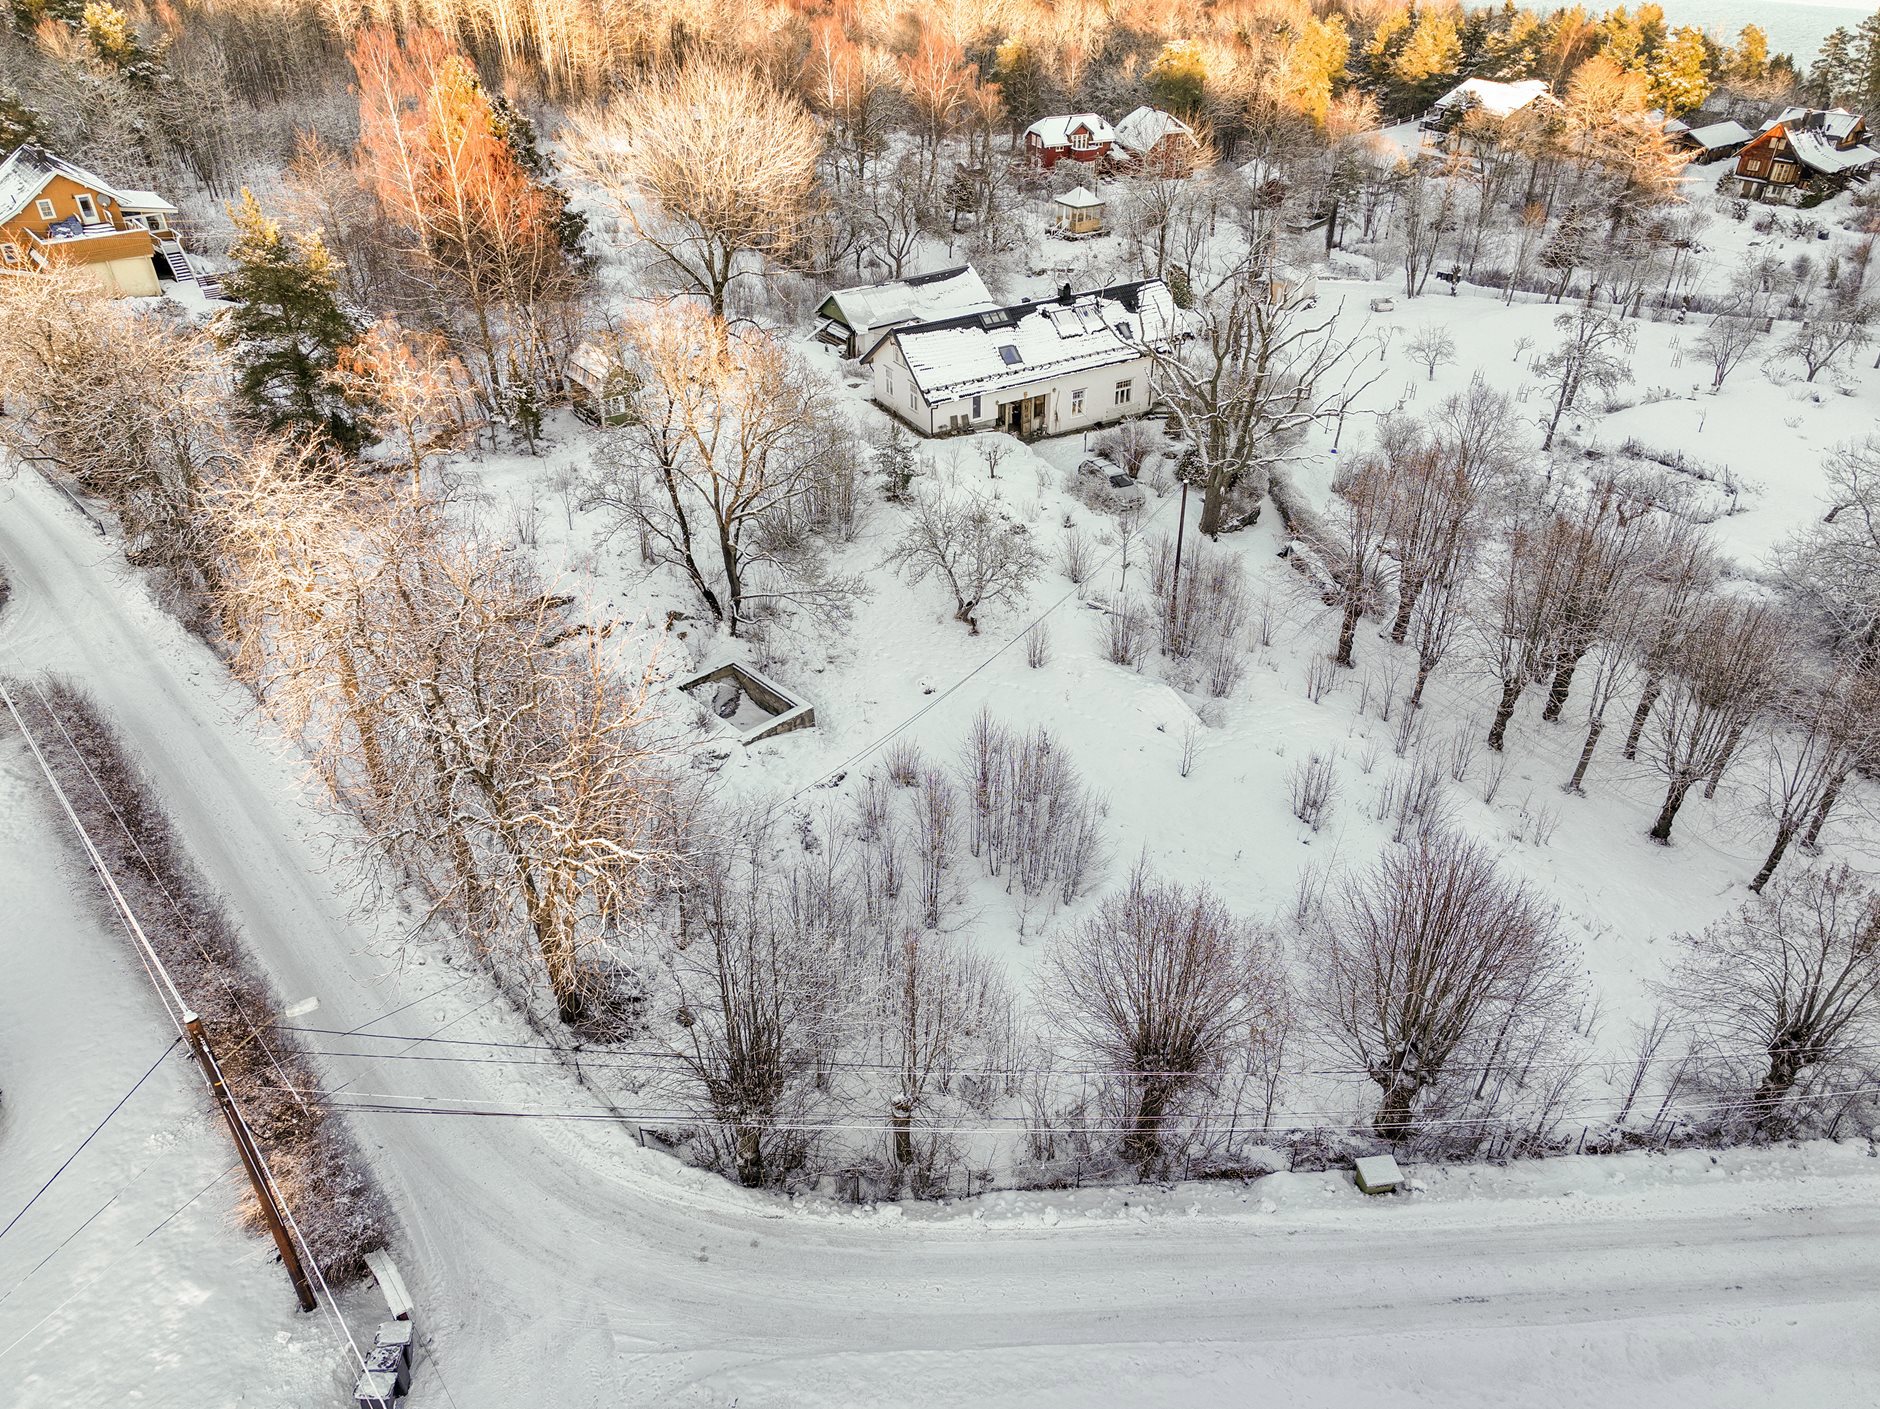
[1053,186,1105,210]
[866,280,1175,404]
[1024,113,1117,148]
[114,188,177,214]
[1428,78,1551,118]
[568,337,626,390]
[1113,106,1196,156]
[1766,106,1863,141]
[1787,130,1880,176]
[819,266,994,340]
[0,143,173,222]
[1683,120,1751,150]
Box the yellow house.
[0,143,185,297]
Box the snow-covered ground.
[5,153,1879,1402]
[463,219,1880,1131]
[0,732,355,1406]
[5,377,1880,1404]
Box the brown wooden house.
[0,144,193,297]
[1732,109,1879,201]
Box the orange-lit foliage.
[350,24,574,388]
[330,318,481,492]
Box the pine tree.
[216,190,360,450]
[487,92,589,258]
[1646,25,1712,116]
[1811,28,1858,106]
[0,94,44,149]
[1393,9,1464,109]
[1729,24,1769,84]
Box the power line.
[0,1164,237,1367]
[281,1081,1880,1137]
[1,681,362,1371]
[23,679,306,1099]
[256,1020,1787,1083]
[0,1036,182,1245]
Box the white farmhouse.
[862,280,1174,439]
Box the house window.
[147,213,167,231]
[1070,129,1091,150]
[74,193,98,222]
[1114,379,1133,406]
[1,242,17,264]
[971,394,982,418]
[1771,161,1797,182]
[998,344,1023,365]
[1070,388,1086,415]
[886,369,897,399]
[601,394,630,420]
[908,382,919,412]
[35,198,54,220]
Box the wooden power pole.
[1167,478,1190,644]
[183,1013,318,1312]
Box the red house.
[1023,113,1116,170]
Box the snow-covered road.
[3,468,1877,1408]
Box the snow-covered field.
[5,158,1880,1403]
[5,459,1880,1406]
[465,181,1880,1133]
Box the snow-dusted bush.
[957,709,1108,908]
[1288,752,1337,831]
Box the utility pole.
[1167,478,1190,645]
[184,1013,318,1312]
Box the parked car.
[1077,458,1146,507]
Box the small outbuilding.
[814,265,994,361]
[1052,186,1106,236]
[1674,119,1753,163]
[567,337,636,426]
[1353,1154,1404,1196]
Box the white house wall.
[872,342,1155,440]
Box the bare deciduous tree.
[1750,669,1880,892]
[1042,866,1283,1168]
[586,302,858,635]
[1405,324,1458,380]
[1326,446,1394,669]
[1664,865,1880,1122]
[1307,832,1578,1139]
[672,816,848,1187]
[886,490,1042,634]
[1538,306,1632,450]
[568,58,823,317]
[1148,278,1379,537]
[884,928,1011,1178]
[1641,598,1785,843]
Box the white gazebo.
[1052,186,1106,236]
